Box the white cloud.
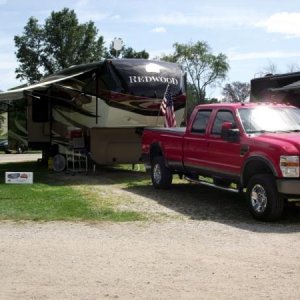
[134,9,256,29]
[77,11,110,22]
[151,27,166,33]
[256,12,300,38]
[139,12,213,26]
[111,15,120,20]
[75,1,119,22]
[228,50,300,61]
[75,0,90,8]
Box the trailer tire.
[151,156,172,189]
[246,174,284,221]
[53,154,66,172]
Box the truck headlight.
[280,156,299,177]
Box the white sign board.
[112,38,123,51]
[5,172,33,184]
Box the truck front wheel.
[246,174,284,221]
[151,157,172,189]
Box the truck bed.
[143,127,186,170]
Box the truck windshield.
[238,106,300,133]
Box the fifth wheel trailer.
[0,59,186,169]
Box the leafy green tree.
[14,8,105,83]
[185,83,219,117]
[161,41,229,108]
[222,81,250,102]
[122,47,149,59]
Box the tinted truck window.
[212,110,235,135]
[191,110,212,133]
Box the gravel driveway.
[1,220,300,300]
[1,154,300,299]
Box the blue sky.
[1,0,300,98]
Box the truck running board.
[184,176,240,193]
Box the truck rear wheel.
[246,174,284,221]
[151,157,172,189]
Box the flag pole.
[156,101,162,125]
[156,83,169,126]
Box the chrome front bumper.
[277,179,300,196]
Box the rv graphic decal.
[98,91,185,116]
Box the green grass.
[0,161,144,222]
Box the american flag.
[160,84,176,127]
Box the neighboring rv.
[0,59,186,168]
[250,72,300,107]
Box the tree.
[286,63,300,73]
[14,8,105,83]
[263,61,278,75]
[160,41,229,105]
[222,82,250,103]
[261,61,300,75]
[122,47,149,59]
[105,38,149,59]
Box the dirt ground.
[0,153,42,163]
[1,154,300,299]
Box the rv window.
[32,97,49,122]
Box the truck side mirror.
[221,122,240,142]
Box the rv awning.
[0,70,90,102]
[270,80,300,92]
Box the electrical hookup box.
[5,172,33,184]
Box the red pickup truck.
[141,102,300,221]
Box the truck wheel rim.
[153,164,162,183]
[251,184,267,213]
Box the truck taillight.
[280,156,299,177]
